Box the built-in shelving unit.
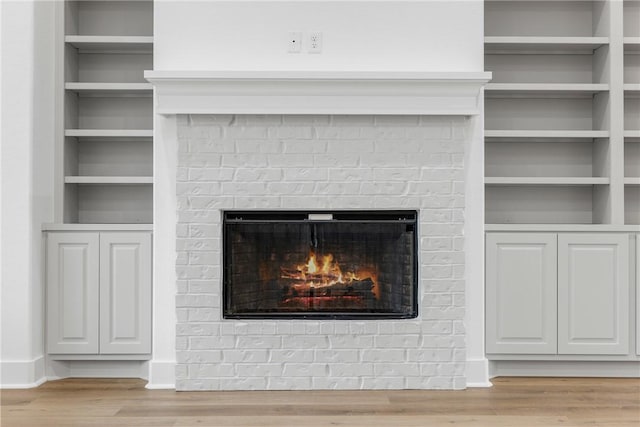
[485,0,639,226]
[57,0,153,225]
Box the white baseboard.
[490,360,640,378]
[465,358,492,387]
[46,360,149,380]
[1,356,47,388]
[145,360,175,389]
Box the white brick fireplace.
[146,71,490,390]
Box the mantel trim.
[144,71,492,116]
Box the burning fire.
[280,250,379,299]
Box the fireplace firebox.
[223,211,418,319]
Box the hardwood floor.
[1,377,639,426]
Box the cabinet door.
[636,234,639,356]
[558,234,630,355]
[486,233,557,354]
[47,232,99,354]
[99,232,152,354]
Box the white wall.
[151,0,488,388]
[154,0,484,71]
[0,0,55,388]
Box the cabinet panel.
[99,232,151,354]
[558,234,630,354]
[637,234,640,356]
[47,233,99,354]
[486,233,558,354]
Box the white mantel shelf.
[144,71,492,116]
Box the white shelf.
[65,176,153,184]
[625,178,640,186]
[624,37,640,53]
[65,36,153,52]
[485,177,610,186]
[485,83,609,98]
[484,37,609,54]
[42,223,153,231]
[625,131,640,140]
[65,82,152,96]
[485,130,608,142]
[65,129,153,138]
[624,84,640,97]
[485,224,640,232]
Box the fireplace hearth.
[223,211,418,319]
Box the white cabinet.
[558,234,630,355]
[47,233,100,354]
[486,233,557,354]
[47,231,151,356]
[486,232,634,357]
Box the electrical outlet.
[288,32,302,53]
[308,32,322,53]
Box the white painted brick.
[188,196,233,210]
[330,363,374,376]
[375,335,420,348]
[234,168,282,182]
[283,115,330,125]
[221,182,268,195]
[189,224,220,238]
[314,182,361,195]
[177,183,222,196]
[422,306,465,320]
[326,140,374,153]
[177,350,223,363]
[408,182,452,196]
[222,349,269,363]
[407,349,453,362]
[268,126,313,139]
[453,320,465,335]
[315,126,362,139]
[373,196,421,209]
[332,115,375,126]
[220,154,268,168]
[177,210,221,224]
[391,322,422,334]
[235,140,282,153]
[233,196,281,209]
[176,294,218,308]
[188,281,219,295]
[236,336,282,349]
[359,153,407,167]
[176,323,219,336]
[190,336,235,350]
[224,126,268,139]
[329,168,374,182]
[319,323,335,334]
[189,114,233,125]
[282,336,329,349]
[372,168,420,181]
[188,140,235,153]
[361,377,405,389]
[360,182,407,195]
[236,364,283,377]
[421,320,453,335]
[282,363,327,377]
[314,349,359,363]
[180,153,222,167]
[186,308,221,322]
[267,182,315,194]
[360,127,406,140]
[176,252,188,266]
[271,349,314,363]
[187,168,234,182]
[283,168,328,181]
[219,377,268,390]
[267,154,314,167]
[188,251,217,265]
[312,377,361,390]
[175,364,189,379]
[329,335,374,349]
[282,140,328,153]
[176,280,188,294]
[176,337,188,350]
[360,349,404,362]
[313,153,359,167]
[375,115,419,126]
[374,363,420,377]
[176,308,188,322]
[268,377,313,390]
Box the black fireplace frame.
[222,210,419,320]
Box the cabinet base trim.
[490,361,640,378]
[0,357,46,388]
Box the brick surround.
[175,114,469,390]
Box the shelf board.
[624,130,640,141]
[485,224,640,232]
[42,223,153,231]
[485,36,609,54]
[65,35,153,53]
[65,176,153,184]
[624,37,640,53]
[624,84,640,98]
[485,130,609,142]
[625,177,640,185]
[65,82,152,97]
[485,83,608,98]
[485,177,610,186]
[65,129,153,138]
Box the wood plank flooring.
[1,377,639,426]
